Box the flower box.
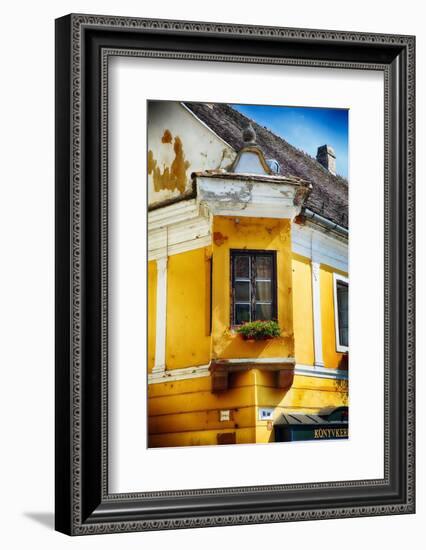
[236,320,281,341]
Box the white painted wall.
[148,100,235,205]
[0,1,423,549]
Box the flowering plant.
[236,320,281,340]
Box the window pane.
[235,303,250,324]
[337,282,349,347]
[256,255,272,279]
[256,281,272,302]
[255,303,272,320]
[234,255,250,279]
[235,281,250,302]
[339,327,348,347]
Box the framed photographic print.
[55,14,415,535]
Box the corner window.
[333,273,349,352]
[231,250,277,325]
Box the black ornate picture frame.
[55,14,415,535]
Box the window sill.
[209,357,295,392]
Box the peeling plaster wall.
[147,101,236,207]
[211,215,294,361]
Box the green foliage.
[236,320,281,340]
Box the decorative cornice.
[148,199,211,260]
[148,198,203,229]
[147,361,349,384]
[148,364,210,384]
[196,174,309,220]
[292,222,348,273]
[295,364,348,380]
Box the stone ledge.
[209,357,295,392]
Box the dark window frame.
[230,249,277,326]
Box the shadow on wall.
[23,512,54,530]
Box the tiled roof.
[185,102,348,229]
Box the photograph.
[147,100,349,447]
[52,11,415,536]
[0,0,420,545]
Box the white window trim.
[333,272,349,353]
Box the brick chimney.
[316,145,336,175]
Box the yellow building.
[147,101,349,447]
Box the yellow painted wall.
[320,264,348,370]
[292,255,348,370]
[151,247,348,373]
[292,253,315,366]
[211,216,294,361]
[166,247,211,370]
[148,368,348,447]
[148,260,157,373]
[148,370,257,447]
[147,349,348,449]
[147,224,349,447]
[253,369,348,444]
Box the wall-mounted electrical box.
[220,410,231,422]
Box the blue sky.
[233,104,349,178]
